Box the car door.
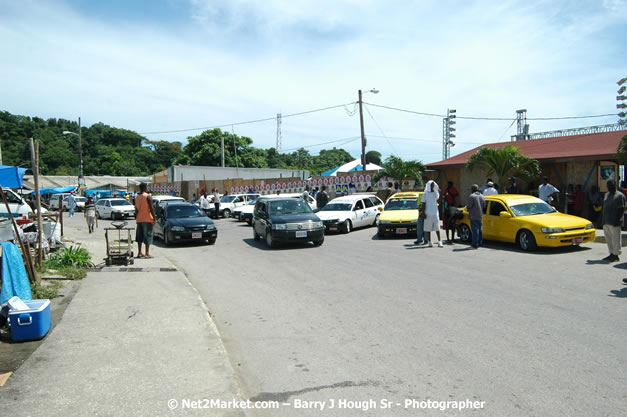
[154,206,167,238]
[351,199,366,227]
[253,201,267,237]
[484,200,509,241]
[103,200,112,218]
[361,197,375,226]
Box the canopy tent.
[30,186,75,195]
[0,165,28,188]
[320,159,383,176]
[84,189,127,198]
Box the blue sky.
[1,0,626,164]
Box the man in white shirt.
[482,181,498,196]
[538,176,559,205]
[199,192,211,216]
[422,180,443,247]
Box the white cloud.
[0,0,624,164]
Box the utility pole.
[618,77,627,124]
[358,90,367,171]
[221,135,225,167]
[276,113,282,152]
[514,109,529,141]
[78,117,84,185]
[442,109,456,159]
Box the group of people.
[196,188,222,219]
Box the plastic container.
[8,299,52,342]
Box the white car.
[219,194,260,218]
[48,193,73,210]
[316,194,384,233]
[95,198,136,220]
[152,195,186,209]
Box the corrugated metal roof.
[428,130,626,168]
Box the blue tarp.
[320,167,340,176]
[30,186,76,195]
[0,165,27,188]
[84,189,126,197]
[0,242,32,305]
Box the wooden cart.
[104,222,134,266]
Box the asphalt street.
[154,216,626,417]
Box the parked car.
[95,198,136,220]
[233,197,260,222]
[152,195,186,210]
[48,193,73,210]
[252,197,324,248]
[239,193,316,225]
[220,193,260,218]
[73,196,87,211]
[154,202,217,246]
[316,194,384,233]
[376,192,423,238]
[1,189,34,225]
[457,194,595,250]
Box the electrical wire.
[364,104,398,154]
[138,103,354,135]
[281,136,360,152]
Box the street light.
[62,116,84,185]
[618,77,627,125]
[358,88,379,171]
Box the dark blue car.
[154,202,217,246]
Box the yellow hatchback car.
[457,195,595,250]
[377,192,423,238]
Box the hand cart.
[104,221,135,266]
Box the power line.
[363,104,398,155]
[139,103,353,135]
[281,136,360,152]
[368,135,485,145]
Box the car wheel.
[223,209,231,218]
[266,231,276,248]
[313,237,324,246]
[377,230,385,238]
[518,229,537,251]
[458,224,471,243]
[372,214,379,226]
[342,220,352,234]
[253,227,261,241]
[164,232,171,246]
[97,211,101,219]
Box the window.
[369,197,382,206]
[363,198,373,208]
[489,201,506,216]
[354,200,364,210]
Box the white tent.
[320,159,383,176]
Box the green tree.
[466,145,540,187]
[616,134,627,163]
[312,148,353,174]
[366,150,382,165]
[373,155,426,190]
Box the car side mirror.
[378,206,384,212]
[499,211,512,218]
[313,208,320,213]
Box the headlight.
[272,223,287,230]
[312,221,323,228]
[585,223,594,230]
[379,220,391,224]
[171,226,185,232]
[541,227,565,233]
[205,224,216,231]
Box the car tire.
[458,224,471,243]
[372,214,379,226]
[223,209,231,218]
[377,230,385,238]
[518,229,537,251]
[253,227,261,241]
[265,231,276,248]
[342,220,352,234]
[164,232,171,246]
[97,211,101,219]
[313,237,324,246]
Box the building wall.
[168,166,310,182]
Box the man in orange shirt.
[134,183,156,259]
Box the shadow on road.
[242,238,319,251]
[586,259,612,265]
[608,287,627,298]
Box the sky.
[1,0,626,165]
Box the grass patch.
[36,245,93,280]
[31,282,59,299]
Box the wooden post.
[29,138,44,265]
[0,185,36,284]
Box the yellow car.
[457,194,595,250]
[377,192,423,238]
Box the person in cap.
[482,181,497,196]
[506,176,519,194]
[602,180,625,262]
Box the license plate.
[329,227,337,231]
[572,237,583,244]
[192,233,202,239]
[396,228,407,234]
[295,231,307,238]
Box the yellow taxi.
[457,194,595,250]
[377,192,423,238]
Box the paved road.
[157,217,626,417]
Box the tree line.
[0,111,384,176]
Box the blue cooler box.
[9,299,52,342]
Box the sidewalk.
[0,216,246,416]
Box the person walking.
[67,192,76,217]
[134,182,156,259]
[316,185,329,209]
[84,196,96,233]
[422,180,443,247]
[538,176,559,206]
[466,184,486,249]
[602,180,625,262]
[212,188,221,219]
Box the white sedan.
[95,198,136,220]
[316,194,383,233]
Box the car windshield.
[268,199,312,215]
[385,198,419,210]
[221,196,237,203]
[111,200,132,206]
[321,203,352,211]
[247,198,258,205]
[167,206,204,218]
[75,197,87,202]
[509,201,557,216]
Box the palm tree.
[466,145,540,188]
[616,134,627,163]
[373,155,426,190]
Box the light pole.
[618,77,627,124]
[63,116,84,186]
[442,109,456,159]
[358,88,379,171]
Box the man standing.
[316,185,329,209]
[602,180,625,262]
[538,176,559,206]
[482,181,497,196]
[67,192,76,217]
[422,180,443,247]
[466,184,486,249]
[134,183,156,259]
[212,188,221,219]
[383,182,395,202]
[506,176,519,194]
[199,191,211,216]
